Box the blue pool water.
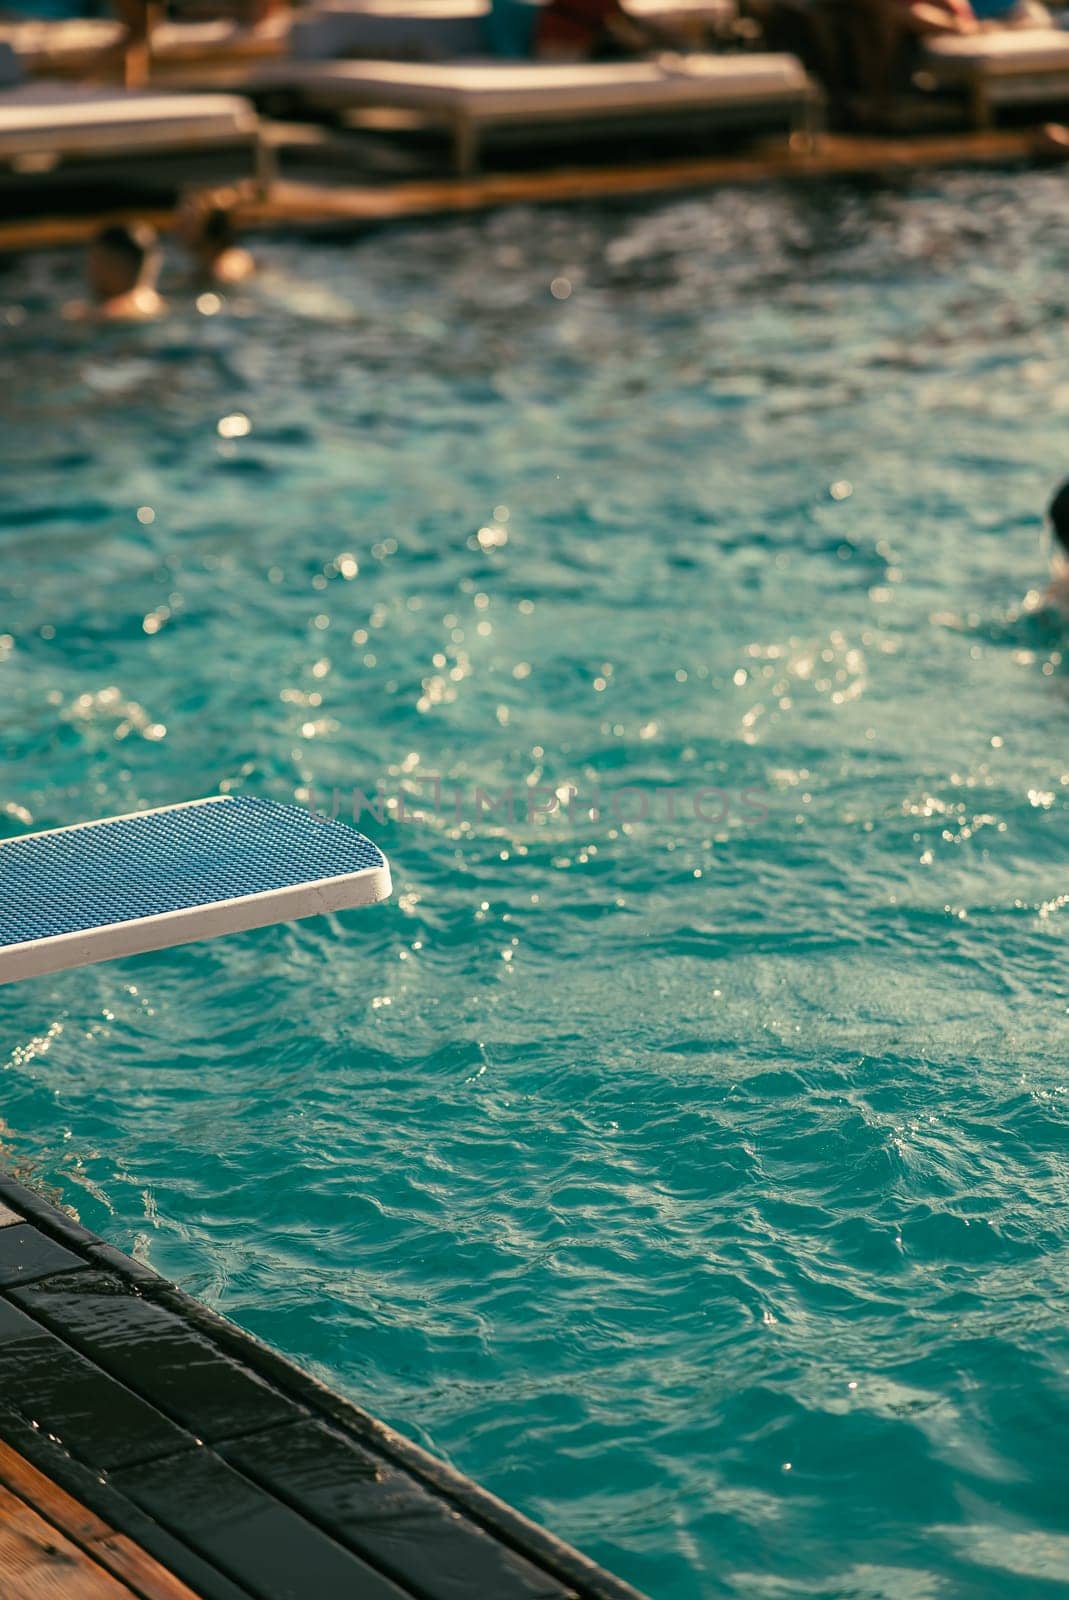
[1,173,1068,1599]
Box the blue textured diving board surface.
[0,796,391,984]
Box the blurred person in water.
[66,222,166,321]
[176,188,255,289]
[1042,480,1069,614]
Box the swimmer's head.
[87,222,160,302]
[1049,478,1069,557]
[177,188,238,258]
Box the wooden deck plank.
[89,1535,206,1600]
[0,1440,112,1545]
[238,127,1037,226]
[0,1443,203,1600]
[0,127,1044,258]
[0,1480,137,1600]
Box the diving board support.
[0,795,391,985]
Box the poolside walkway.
[0,1173,646,1600]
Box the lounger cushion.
[297,0,489,20]
[922,29,1069,76]
[273,53,811,120]
[625,0,736,24]
[151,12,289,59]
[0,85,258,158]
[0,18,123,70]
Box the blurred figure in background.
[749,3,850,109]
[842,0,978,119]
[534,0,689,60]
[177,188,255,288]
[856,0,1053,114]
[751,1,982,126]
[67,221,166,320]
[756,0,1054,127]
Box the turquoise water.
[2,172,1068,1599]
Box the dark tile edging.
[0,1400,257,1600]
[0,1173,649,1600]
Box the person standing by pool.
[842,0,980,118]
[66,222,167,321]
[753,0,982,129]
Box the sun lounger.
[152,11,290,66]
[0,12,288,82]
[0,17,123,79]
[258,52,819,173]
[919,28,1069,127]
[0,81,267,194]
[147,11,290,85]
[289,0,736,62]
[0,796,391,984]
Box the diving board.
[0,795,391,985]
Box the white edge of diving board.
[0,861,392,984]
[6,792,232,846]
[0,820,392,985]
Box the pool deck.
[0,124,1044,257]
[0,1172,647,1600]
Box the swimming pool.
[2,171,1067,1599]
